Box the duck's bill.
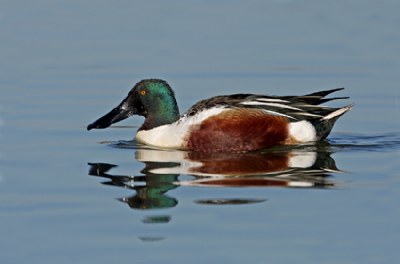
[87,104,134,131]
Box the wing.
[185,88,349,121]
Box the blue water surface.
[1,1,399,263]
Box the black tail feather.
[305,87,345,97]
[282,88,347,106]
[318,96,350,104]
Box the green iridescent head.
[87,79,180,131]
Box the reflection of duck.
[135,146,339,188]
[88,161,179,210]
[87,79,352,152]
[88,144,340,210]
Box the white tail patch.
[322,105,353,120]
[289,120,317,142]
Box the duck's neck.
[140,96,180,131]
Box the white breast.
[136,107,227,149]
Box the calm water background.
[1,1,399,263]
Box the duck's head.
[87,79,180,131]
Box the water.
[1,1,400,263]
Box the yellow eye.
[139,90,146,96]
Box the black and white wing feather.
[186,87,350,122]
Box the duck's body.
[87,79,352,152]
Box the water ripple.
[329,132,400,152]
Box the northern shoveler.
[87,79,352,152]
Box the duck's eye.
[139,90,146,96]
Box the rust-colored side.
[185,109,289,152]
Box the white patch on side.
[288,152,317,168]
[289,120,317,142]
[136,107,227,149]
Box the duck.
[87,79,352,152]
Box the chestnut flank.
[185,109,289,152]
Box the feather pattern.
[185,87,350,121]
